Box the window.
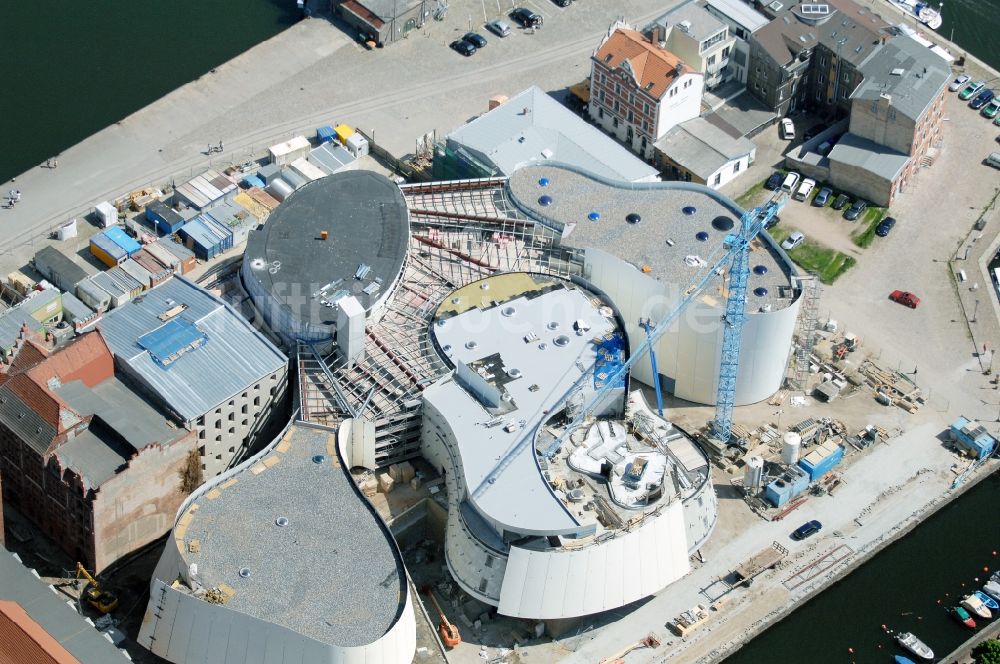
[228,412,235,421]
[708,54,716,66]
[816,90,822,101]
[871,99,879,114]
[613,99,619,112]
[642,119,649,131]
[644,102,649,114]
[253,396,260,407]
[241,404,247,414]
[599,89,605,102]
[228,427,235,435]
[627,110,633,122]
[613,117,619,128]
[734,161,741,173]
[598,107,604,118]
[215,419,222,429]
[600,72,606,84]
[714,173,722,185]
[615,82,621,95]
[888,107,897,121]
[629,92,635,105]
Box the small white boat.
[896,632,935,661]
[961,593,993,620]
[889,0,943,30]
[983,580,1000,603]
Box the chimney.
[651,24,665,46]
[320,230,329,241]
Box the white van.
[794,178,816,201]
[987,152,1000,169]
[781,172,801,193]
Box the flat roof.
[446,86,658,183]
[97,277,287,422]
[657,3,728,41]
[828,131,909,181]
[426,273,620,535]
[507,164,795,311]
[243,171,409,324]
[0,553,127,662]
[704,0,770,32]
[178,424,405,647]
[853,35,950,121]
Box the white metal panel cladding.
[142,579,416,664]
[497,500,691,618]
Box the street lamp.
[972,298,980,323]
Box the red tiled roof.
[0,600,80,664]
[594,29,694,100]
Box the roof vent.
[538,177,550,187]
[547,321,560,330]
[539,195,553,206]
[753,264,769,275]
[696,231,710,242]
[626,213,642,224]
[507,368,523,378]
[678,19,692,32]
[683,206,697,215]
[890,67,905,76]
[480,282,490,290]
[588,211,601,221]
[465,340,479,349]
[275,517,290,527]
[312,454,326,464]
[239,567,252,579]
[754,287,769,297]
[553,335,571,347]
[712,216,735,231]
[502,306,516,317]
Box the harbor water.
[725,470,1000,664]
[0,0,297,184]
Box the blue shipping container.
[798,444,844,481]
[316,125,336,144]
[103,226,142,256]
[242,175,265,189]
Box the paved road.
[0,0,675,263]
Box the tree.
[973,639,1000,664]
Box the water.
[726,470,1000,664]
[937,0,1000,72]
[0,1,299,184]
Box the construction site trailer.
[334,124,354,144]
[316,125,336,144]
[94,201,117,228]
[346,132,369,157]
[268,136,311,166]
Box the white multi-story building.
[98,276,288,476]
[652,3,737,90]
[589,24,704,159]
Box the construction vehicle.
[599,633,661,663]
[75,563,118,613]
[422,587,461,649]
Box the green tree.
[973,639,1000,664]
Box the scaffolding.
[789,275,821,391]
[295,177,583,468]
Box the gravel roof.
[506,164,795,311]
[180,425,404,647]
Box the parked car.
[765,214,781,229]
[510,8,543,27]
[780,171,801,193]
[970,89,995,110]
[949,73,971,92]
[551,0,571,5]
[875,216,897,237]
[844,199,868,221]
[812,186,833,207]
[983,99,1000,119]
[889,290,921,308]
[792,520,822,540]
[832,193,850,210]
[794,177,816,201]
[765,171,784,190]
[959,80,985,101]
[449,39,477,56]
[486,19,511,37]
[987,152,1000,169]
[781,231,805,251]
[463,32,487,48]
[780,117,795,140]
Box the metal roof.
[96,276,287,422]
[425,274,620,536]
[852,35,949,121]
[33,246,90,290]
[0,553,128,662]
[102,227,141,256]
[446,86,658,183]
[0,387,56,456]
[60,292,95,323]
[54,379,184,489]
[828,131,909,180]
[308,143,357,174]
[655,117,757,179]
[704,0,770,32]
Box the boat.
[961,594,992,619]
[896,632,935,660]
[983,581,1000,603]
[889,0,943,30]
[975,590,1000,612]
[895,657,918,664]
[950,605,977,629]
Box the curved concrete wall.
[584,248,799,405]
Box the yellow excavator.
[75,563,118,613]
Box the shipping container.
[280,168,308,191]
[256,163,281,185]
[798,442,844,481]
[132,250,173,286]
[94,201,118,228]
[146,200,186,235]
[268,135,310,166]
[345,132,369,157]
[158,240,197,274]
[90,233,128,268]
[316,125,336,144]
[119,259,153,289]
[75,276,112,311]
[289,157,327,182]
[334,124,354,144]
[102,227,142,256]
[241,174,265,189]
[61,291,99,331]
[266,178,294,202]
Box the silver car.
[949,74,970,92]
[487,20,511,37]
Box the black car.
[792,520,822,540]
[844,199,868,221]
[832,193,850,210]
[449,39,476,56]
[875,216,897,237]
[511,7,543,27]
[463,32,487,48]
[551,0,571,5]
[765,214,780,229]
[765,171,784,191]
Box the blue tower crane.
[472,195,786,497]
[638,318,664,417]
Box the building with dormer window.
[588,24,704,159]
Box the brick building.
[589,24,704,159]
[0,331,196,572]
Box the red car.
[889,290,920,308]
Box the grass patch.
[735,177,770,209]
[850,206,887,249]
[768,226,856,284]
